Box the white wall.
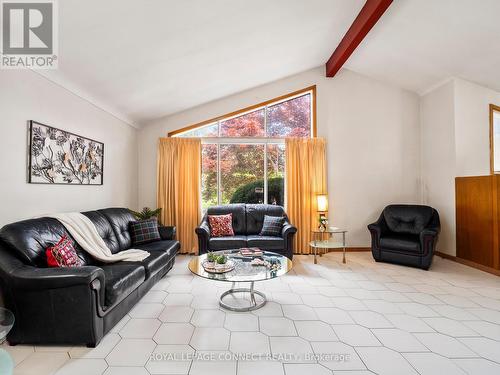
[420,80,456,255]
[138,67,421,248]
[420,78,500,256]
[454,79,500,176]
[0,70,138,225]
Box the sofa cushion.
[129,218,161,245]
[380,234,421,253]
[101,263,145,306]
[246,204,286,235]
[247,235,284,250]
[82,211,120,253]
[134,240,180,277]
[208,214,235,237]
[383,205,433,235]
[206,204,246,235]
[259,215,285,237]
[46,235,82,268]
[209,235,247,251]
[99,208,137,250]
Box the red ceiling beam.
[325,0,393,77]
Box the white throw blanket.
[47,212,150,263]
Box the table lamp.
[317,194,328,231]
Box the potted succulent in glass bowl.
[214,254,228,271]
[205,252,217,268]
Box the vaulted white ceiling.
[39,0,500,128]
[345,0,500,96]
[40,0,364,127]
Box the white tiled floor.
[3,252,500,375]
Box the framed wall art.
[28,121,104,185]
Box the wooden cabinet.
[455,175,500,270]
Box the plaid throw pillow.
[208,214,235,237]
[259,215,285,237]
[46,235,82,268]
[130,218,161,245]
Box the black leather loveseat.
[0,208,179,347]
[195,204,296,259]
[368,204,440,270]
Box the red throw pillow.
[208,214,235,237]
[46,235,82,268]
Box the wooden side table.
[309,229,347,264]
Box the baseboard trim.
[435,251,500,276]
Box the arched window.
[171,86,316,210]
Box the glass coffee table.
[188,249,293,312]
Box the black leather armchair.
[196,204,296,259]
[368,204,440,270]
[0,208,179,347]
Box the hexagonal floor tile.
[190,327,230,351]
[414,333,477,358]
[238,360,284,375]
[311,341,365,371]
[356,347,418,375]
[295,321,338,341]
[230,332,270,354]
[404,353,467,375]
[158,306,194,323]
[146,344,194,375]
[224,313,259,331]
[163,293,193,306]
[332,324,381,347]
[315,307,354,324]
[153,323,194,345]
[54,359,108,375]
[260,317,297,336]
[423,317,478,337]
[459,337,500,363]
[348,311,393,328]
[371,329,428,352]
[129,303,165,319]
[191,309,225,327]
[269,337,315,363]
[282,304,317,320]
[119,318,161,339]
[283,363,332,375]
[106,338,156,366]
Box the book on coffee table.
[239,248,263,257]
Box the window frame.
[170,86,316,208]
[490,104,500,174]
[168,85,316,138]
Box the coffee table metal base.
[219,281,266,312]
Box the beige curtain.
[285,138,327,254]
[157,137,201,254]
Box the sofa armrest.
[281,221,297,259]
[195,221,210,239]
[158,225,176,240]
[195,219,211,254]
[0,247,104,291]
[419,228,439,255]
[9,265,105,291]
[282,222,297,238]
[367,213,388,249]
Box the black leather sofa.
[368,204,440,270]
[0,208,179,347]
[195,204,296,259]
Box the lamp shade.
[317,194,328,212]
